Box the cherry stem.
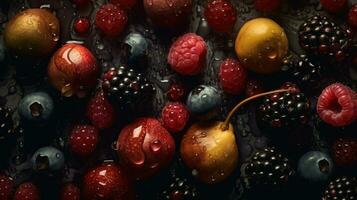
[221,88,295,131]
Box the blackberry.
[243,147,294,190]
[101,66,155,109]
[257,84,310,129]
[288,55,324,87]
[0,106,13,140]
[158,173,199,200]
[322,176,357,200]
[299,15,351,62]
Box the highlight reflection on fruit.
[4,8,60,57]
[48,44,99,98]
[117,118,175,180]
[180,88,295,184]
[235,18,288,74]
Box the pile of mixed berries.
[0,0,356,199]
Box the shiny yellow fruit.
[180,121,238,184]
[4,8,60,57]
[235,18,288,74]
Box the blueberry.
[31,146,64,172]
[297,151,334,182]
[186,85,222,119]
[124,33,148,66]
[18,92,54,124]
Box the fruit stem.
[221,89,295,131]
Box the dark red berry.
[348,4,357,29]
[204,0,237,33]
[254,0,281,12]
[68,125,99,157]
[109,0,138,10]
[95,4,128,37]
[74,17,90,35]
[245,79,264,97]
[71,0,90,7]
[86,91,115,129]
[60,183,80,200]
[320,0,347,13]
[0,174,13,200]
[161,102,190,133]
[219,58,247,95]
[317,83,357,127]
[167,84,186,101]
[13,182,40,200]
[332,137,357,168]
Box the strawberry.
[13,182,40,200]
[204,0,237,33]
[332,137,357,168]
[219,58,247,95]
[68,125,99,157]
[95,4,128,37]
[86,91,115,129]
[0,174,13,200]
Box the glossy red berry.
[254,0,281,12]
[0,174,13,200]
[13,182,40,200]
[109,0,138,10]
[245,79,264,97]
[95,4,128,37]
[219,58,247,95]
[71,0,90,7]
[168,33,207,76]
[332,137,357,168]
[167,83,186,101]
[348,4,357,29]
[161,102,190,133]
[82,162,135,200]
[204,0,237,33]
[320,0,347,13]
[317,83,357,127]
[60,183,80,200]
[86,91,115,129]
[74,17,90,35]
[68,125,99,157]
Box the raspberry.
[332,137,357,168]
[245,79,264,97]
[14,182,40,200]
[219,58,247,95]
[95,4,128,37]
[317,83,357,127]
[320,0,347,13]
[348,4,357,29]
[168,33,207,76]
[161,102,189,133]
[86,90,115,129]
[74,17,90,35]
[0,174,13,200]
[109,0,138,10]
[68,125,99,157]
[254,0,281,12]
[167,83,186,101]
[204,0,237,33]
[60,183,80,200]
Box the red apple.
[82,162,135,200]
[117,118,175,180]
[48,44,99,98]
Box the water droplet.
[192,169,198,176]
[150,140,162,152]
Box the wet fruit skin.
[180,121,238,184]
[82,162,135,200]
[13,182,40,200]
[60,183,80,200]
[297,151,334,182]
[144,0,193,28]
[117,118,175,180]
[0,174,13,200]
[48,44,99,98]
[235,18,288,74]
[4,8,60,57]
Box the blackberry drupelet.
[101,66,155,109]
[299,15,351,62]
[322,176,357,200]
[257,85,310,129]
[158,173,199,200]
[0,106,13,140]
[288,55,324,87]
[243,148,294,190]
